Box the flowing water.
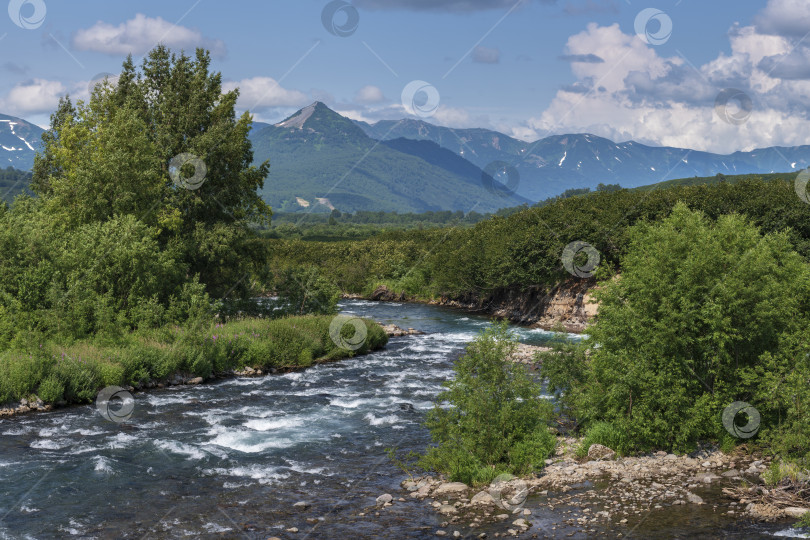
[0,301,805,539]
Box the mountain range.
[2,103,807,211]
[248,102,529,213]
[0,114,43,171]
[355,118,810,201]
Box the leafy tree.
[275,266,340,316]
[420,323,556,485]
[554,203,810,452]
[32,46,271,298]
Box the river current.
[0,300,805,539]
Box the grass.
[0,315,388,407]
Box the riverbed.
[0,300,804,539]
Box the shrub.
[37,375,64,403]
[566,204,810,453]
[420,323,556,485]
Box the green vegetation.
[542,204,810,461]
[0,315,387,406]
[269,176,810,302]
[0,47,386,409]
[0,167,32,202]
[420,323,556,485]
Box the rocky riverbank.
[368,437,804,538]
[364,280,597,333]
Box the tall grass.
[0,315,387,407]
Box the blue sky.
[1,0,804,153]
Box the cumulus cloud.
[72,14,226,57]
[472,46,500,64]
[353,0,550,12]
[2,79,66,114]
[222,77,310,110]
[755,0,810,36]
[354,85,386,104]
[521,0,810,153]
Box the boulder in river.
[376,493,393,506]
[471,490,495,505]
[587,444,616,461]
[433,482,469,496]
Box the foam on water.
[93,455,114,474]
[154,439,207,460]
[774,529,810,538]
[364,413,401,426]
[243,417,304,431]
[208,429,297,453]
[207,464,290,485]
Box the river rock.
[187,377,204,385]
[370,285,406,302]
[512,518,529,528]
[438,504,457,515]
[784,507,810,518]
[686,492,704,504]
[293,501,310,509]
[471,490,496,505]
[587,444,615,461]
[433,482,469,496]
[376,494,393,506]
[721,469,740,478]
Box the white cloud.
[521,0,810,153]
[354,85,385,104]
[2,78,66,114]
[223,77,310,110]
[72,14,226,57]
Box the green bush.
[562,204,810,453]
[420,323,556,485]
[575,422,631,458]
[37,375,64,403]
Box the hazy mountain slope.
[249,103,529,213]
